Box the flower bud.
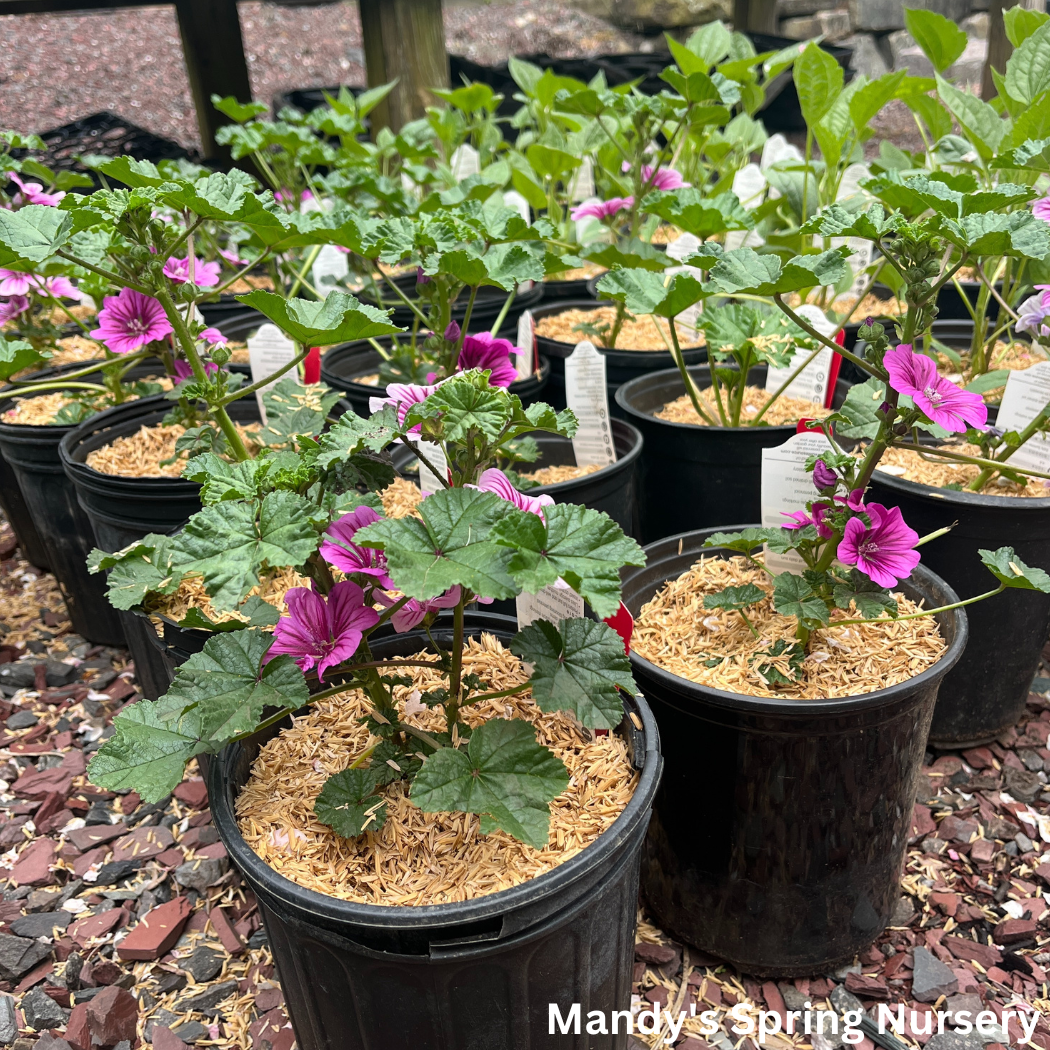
[812,460,838,490]
[416,267,431,286]
[211,344,231,367]
[444,320,461,343]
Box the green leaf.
[178,596,281,633]
[992,136,1050,172]
[525,143,581,180]
[235,289,404,346]
[836,377,888,440]
[411,719,569,848]
[904,8,967,74]
[640,188,753,238]
[703,583,766,612]
[512,618,634,730]
[162,629,308,741]
[88,700,209,802]
[750,639,806,685]
[941,210,1050,259]
[0,205,72,268]
[170,491,318,611]
[182,454,268,504]
[795,42,844,126]
[964,369,1010,394]
[211,94,269,123]
[492,504,644,618]
[687,20,733,67]
[316,406,400,467]
[91,156,167,188]
[259,378,342,446]
[849,71,907,130]
[595,267,705,320]
[314,768,387,837]
[703,527,781,554]
[408,371,509,440]
[0,335,46,381]
[1005,6,1050,47]
[708,247,850,296]
[832,570,899,618]
[1007,19,1050,104]
[979,547,1050,592]
[355,487,517,600]
[936,77,1004,159]
[87,534,181,611]
[772,572,830,627]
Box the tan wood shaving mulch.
[226,340,249,364]
[534,306,705,350]
[85,421,260,478]
[655,385,830,427]
[86,424,188,478]
[876,444,1050,498]
[648,225,682,245]
[785,290,904,319]
[236,635,638,905]
[223,274,275,294]
[519,463,602,485]
[150,565,309,626]
[379,477,424,519]
[2,392,80,425]
[352,372,380,386]
[634,554,947,699]
[546,263,606,282]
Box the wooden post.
[982,0,1010,101]
[733,0,778,35]
[358,0,449,133]
[173,0,253,161]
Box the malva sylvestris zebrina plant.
[85,371,646,849]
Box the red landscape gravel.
[0,0,645,152]
[0,508,1049,1047]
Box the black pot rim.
[615,363,836,435]
[210,613,662,930]
[870,465,1050,510]
[623,526,969,718]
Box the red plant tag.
[303,347,321,384]
[824,328,845,408]
[604,601,634,654]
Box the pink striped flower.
[89,288,173,355]
[837,503,920,589]
[7,172,64,207]
[163,256,221,288]
[884,344,987,433]
[570,197,633,222]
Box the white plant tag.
[516,310,535,381]
[568,156,595,202]
[248,323,297,422]
[311,244,349,295]
[761,133,804,170]
[564,340,616,468]
[764,304,836,406]
[732,163,766,210]
[724,229,766,251]
[832,236,875,296]
[836,162,871,202]
[996,361,1050,474]
[516,578,585,631]
[410,436,448,496]
[503,190,530,223]
[666,232,702,263]
[450,144,480,181]
[400,171,422,200]
[300,195,332,215]
[761,430,834,574]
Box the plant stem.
[489,286,516,337]
[398,435,449,488]
[751,343,825,426]
[668,320,717,425]
[891,441,1050,483]
[288,245,323,299]
[219,345,310,405]
[55,250,150,295]
[462,683,529,705]
[212,249,273,297]
[446,597,465,734]
[13,350,149,385]
[154,283,250,461]
[772,294,872,376]
[380,270,431,328]
[830,585,1005,628]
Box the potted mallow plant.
[87,371,661,1046]
[619,200,1050,975]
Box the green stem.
[772,295,873,376]
[40,286,91,335]
[288,245,323,299]
[463,683,529,705]
[489,286,516,337]
[830,585,1005,629]
[398,435,449,488]
[154,283,250,461]
[219,345,310,406]
[14,350,149,385]
[668,320,717,425]
[55,250,149,295]
[751,343,825,426]
[211,249,273,298]
[891,441,1050,483]
[380,270,431,329]
[4,380,107,394]
[446,598,465,734]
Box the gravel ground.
[3,516,1050,1048]
[0,0,644,152]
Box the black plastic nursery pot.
[0,448,50,570]
[937,278,1001,323]
[361,273,544,335]
[391,418,644,538]
[621,527,967,977]
[320,336,551,418]
[541,274,602,302]
[210,610,663,1050]
[868,470,1050,748]
[615,365,851,544]
[532,299,707,415]
[59,394,263,699]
